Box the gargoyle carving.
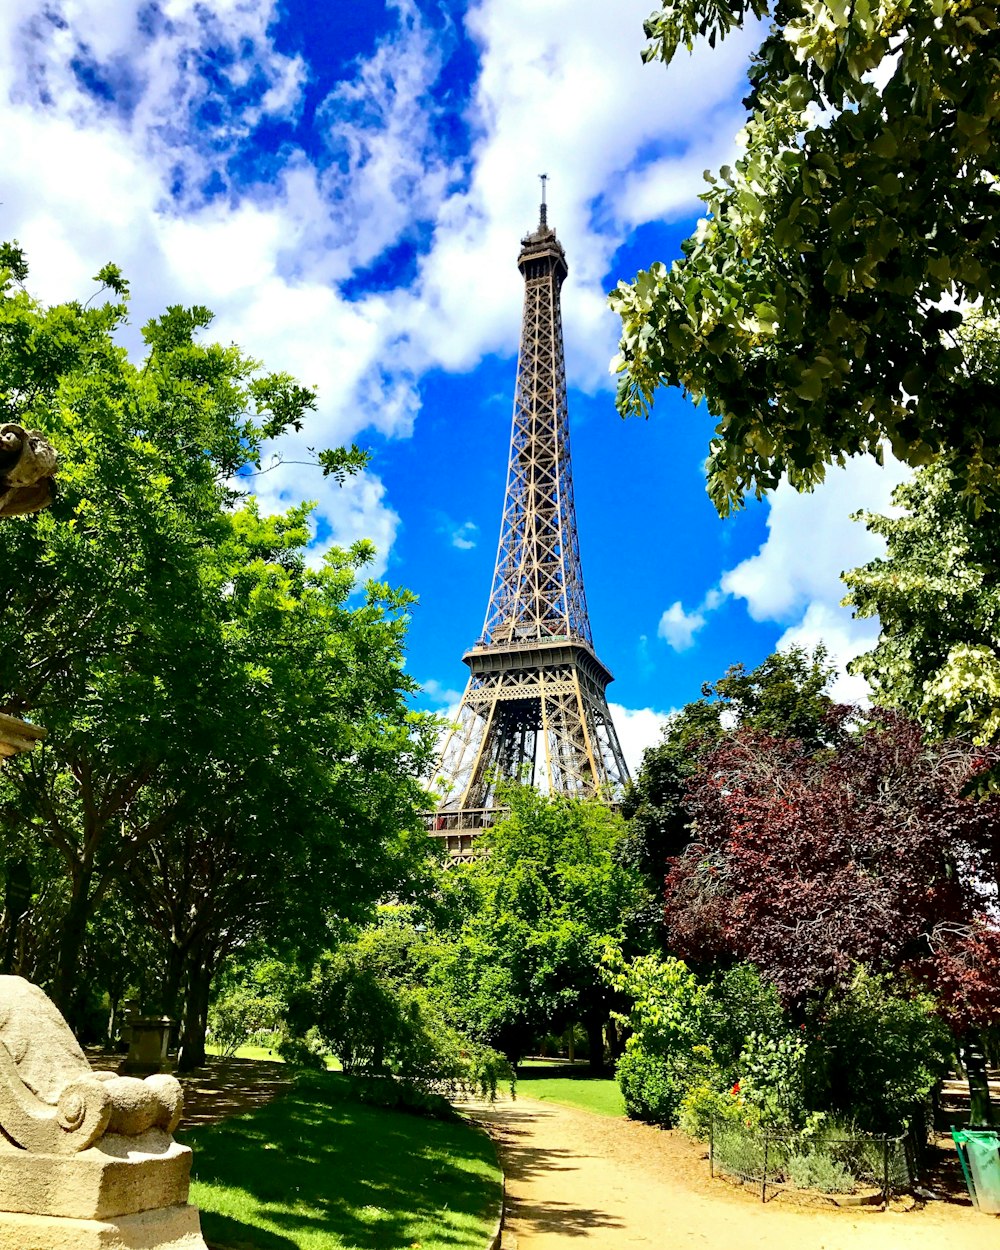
[0,423,57,518]
[0,977,183,1154]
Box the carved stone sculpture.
[0,424,57,519]
[0,424,57,765]
[0,712,45,762]
[0,976,208,1249]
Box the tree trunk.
[585,1012,607,1076]
[177,953,213,1073]
[106,994,119,1047]
[1,858,31,976]
[605,1015,626,1062]
[161,939,188,1020]
[961,1032,995,1126]
[53,869,93,1022]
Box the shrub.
[208,979,287,1058]
[463,1039,517,1101]
[786,1151,856,1194]
[608,951,708,1124]
[276,1030,326,1070]
[697,964,785,1082]
[738,1031,808,1129]
[679,1078,758,1140]
[816,970,951,1132]
[711,1123,770,1179]
[616,1045,688,1125]
[288,948,515,1102]
[342,1074,457,1120]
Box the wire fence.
[709,1118,916,1205]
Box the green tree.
[438,788,645,1070]
[287,917,514,1101]
[606,950,704,1123]
[611,2,1000,513]
[844,458,1000,751]
[0,244,422,1036]
[128,506,435,1068]
[0,249,319,1011]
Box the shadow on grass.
[202,1210,298,1250]
[180,1058,294,1128]
[180,1071,500,1250]
[516,1062,605,1083]
[87,1051,294,1129]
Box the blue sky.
[0,0,908,771]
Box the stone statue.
[0,423,57,518]
[0,976,208,1249]
[0,423,57,763]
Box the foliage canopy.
[612,2,1000,512]
[845,458,1000,750]
[0,244,435,1052]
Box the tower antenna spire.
[539,173,548,228]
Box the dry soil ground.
[89,1052,293,1125]
[472,1095,1000,1250]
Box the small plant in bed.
[786,1151,856,1194]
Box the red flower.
[731,1081,740,1095]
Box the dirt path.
[472,1096,999,1250]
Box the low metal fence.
[709,1117,914,1205]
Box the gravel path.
[471,1095,999,1250]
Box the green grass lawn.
[206,1042,285,1063]
[205,1043,341,1070]
[179,1072,501,1250]
[515,1062,625,1118]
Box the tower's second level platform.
[463,634,613,690]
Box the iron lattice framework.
[431,203,629,855]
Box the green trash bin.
[953,1129,1000,1215]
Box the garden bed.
[709,1117,913,1206]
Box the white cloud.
[313,0,453,274]
[420,678,466,712]
[608,703,674,777]
[722,455,911,698]
[405,0,759,389]
[658,600,707,652]
[0,0,758,571]
[721,456,909,623]
[776,603,879,706]
[441,519,479,551]
[251,461,400,578]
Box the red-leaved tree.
[666,710,1000,1116]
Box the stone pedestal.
[0,1204,206,1249]
[0,1129,192,1220]
[0,1128,207,1247]
[125,1019,174,1075]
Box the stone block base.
[0,1202,208,1249]
[0,1131,192,1220]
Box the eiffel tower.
[431,184,629,856]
